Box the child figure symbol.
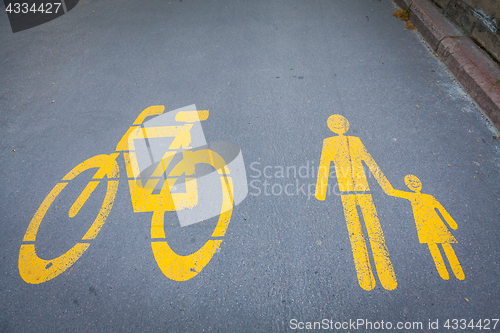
[390,175,464,280]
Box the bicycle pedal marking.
[19,104,248,284]
[19,154,120,284]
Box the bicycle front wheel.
[151,149,234,281]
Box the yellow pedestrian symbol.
[315,115,397,291]
[315,115,464,290]
[390,175,464,280]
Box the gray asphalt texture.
[1,0,500,332]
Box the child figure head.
[404,174,422,192]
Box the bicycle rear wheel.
[19,153,119,284]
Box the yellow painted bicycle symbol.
[19,105,246,284]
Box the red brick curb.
[394,0,500,130]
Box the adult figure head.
[327,114,349,135]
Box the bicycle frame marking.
[19,106,235,284]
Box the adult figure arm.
[315,139,332,201]
[358,141,395,195]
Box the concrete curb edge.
[394,0,500,130]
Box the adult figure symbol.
[315,115,397,291]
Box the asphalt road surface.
[1,0,500,332]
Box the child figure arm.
[434,198,458,230]
[388,189,412,199]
